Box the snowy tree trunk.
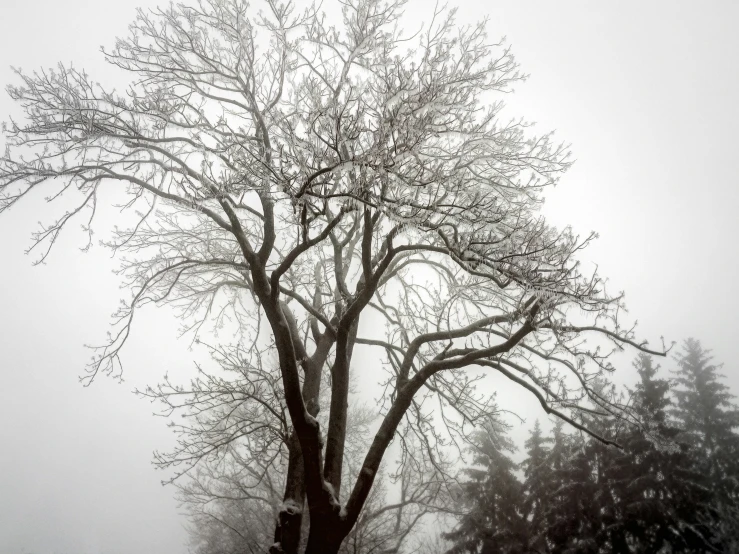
[271,432,306,554]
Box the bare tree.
[182,454,281,554]
[0,0,667,552]
[182,454,445,554]
[169,358,445,554]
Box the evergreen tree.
[445,418,529,554]
[547,420,570,500]
[445,345,739,554]
[540,419,573,553]
[605,354,716,552]
[521,420,553,552]
[672,339,739,481]
[545,383,622,553]
[671,338,739,548]
[546,430,603,553]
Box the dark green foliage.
[521,420,552,552]
[605,354,716,552]
[671,339,739,549]
[672,339,739,489]
[444,418,529,554]
[447,343,739,554]
[547,419,618,553]
[539,419,572,553]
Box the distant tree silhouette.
[520,420,552,552]
[671,339,739,549]
[605,354,717,552]
[444,417,528,554]
[448,348,739,553]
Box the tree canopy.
[0,0,666,551]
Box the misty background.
[1,1,738,553]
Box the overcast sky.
[1,1,738,553]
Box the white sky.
[1,1,738,553]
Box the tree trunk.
[271,432,307,554]
[304,518,346,554]
[271,323,332,554]
[323,320,359,495]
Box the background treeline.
[181,338,739,553]
[444,338,739,553]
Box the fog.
[1,1,737,553]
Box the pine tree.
[445,418,529,554]
[540,419,569,552]
[671,338,739,548]
[672,339,739,480]
[605,354,716,552]
[546,431,603,553]
[521,420,553,552]
[542,419,603,554]
[545,383,622,553]
[445,346,739,554]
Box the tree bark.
[304,515,347,554]
[271,431,306,554]
[272,319,334,554]
[323,320,359,496]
